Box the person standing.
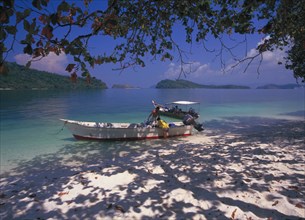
[147,106,160,125]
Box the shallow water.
[0,88,304,173]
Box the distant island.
[155,79,250,89]
[256,84,303,89]
[112,84,140,89]
[0,62,108,90]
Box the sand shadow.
[1,117,304,219]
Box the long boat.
[152,100,200,119]
[60,119,193,141]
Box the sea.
[0,88,304,174]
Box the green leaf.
[74,57,81,62]
[30,19,36,33]
[23,20,30,31]
[23,44,33,54]
[0,30,7,42]
[20,40,28,45]
[5,25,17,34]
[32,0,42,10]
[3,0,14,8]
[65,64,76,72]
[41,25,53,39]
[41,0,49,7]
[24,9,31,17]
[57,1,70,12]
[50,13,58,25]
[81,72,88,77]
[16,12,23,23]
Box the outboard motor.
[183,114,204,132]
[194,123,204,131]
[183,114,195,125]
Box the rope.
[54,121,67,135]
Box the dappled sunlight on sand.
[0,117,304,219]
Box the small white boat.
[60,119,193,140]
[152,100,200,119]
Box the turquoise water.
[0,88,304,173]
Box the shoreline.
[1,117,304,219]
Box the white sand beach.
[0,117,304,219]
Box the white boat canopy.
[167,101,200,105]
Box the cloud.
[164,62,218,80]
[14,52,69,74]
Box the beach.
[0,117,304,219]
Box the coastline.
[1,117,304,219]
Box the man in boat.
[157,117,169,138]
[147,106,160,125]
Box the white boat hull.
[60,119,193,140]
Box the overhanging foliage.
[1,0,304,82]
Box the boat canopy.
[167,101,200,105]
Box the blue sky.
[7,1,300,88]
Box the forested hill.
[256,84,302,89]
[0,62,108,90]
[156,79,250,89]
